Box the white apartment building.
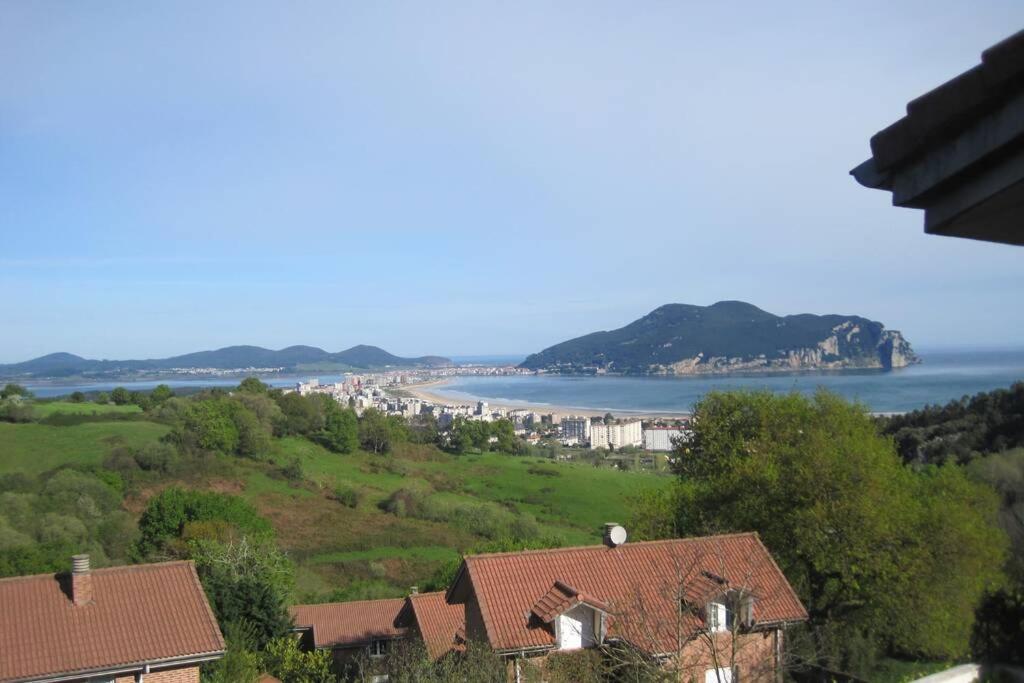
[559,416,591,444]
[591,420,643,450]
[642,427,689,451]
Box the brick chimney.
[71,554,93,606]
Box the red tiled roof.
[530,581,610,623]
[290,598,406,649]
[449,533,807,654]
[0,560,225,683]
[408,591,466,661]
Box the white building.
[591,420,643,450]
[559,416,591,444]
[643,427,689,451]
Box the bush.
[261,636,333,682]
[332,484,361,508]
[135,488,272,558]
[280,457,304,482]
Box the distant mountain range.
[519,301,919,375]
[0,345,451,379]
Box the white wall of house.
[556,605,598,650]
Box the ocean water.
[429,349,1024,414]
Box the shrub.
[332,484,361,508]
[135,488,272,558]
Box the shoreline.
[396,379,692,419]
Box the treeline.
[878,381,1024,464]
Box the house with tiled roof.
[445,527,807,681]
[0,555,225,683]
[290,590,467,677]
[290,597,408,676]
[292,528,806,682]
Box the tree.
[0,384,31,399]
[490,419,517,454]
[317,398,359,454]
[178,399,240,454]
[191,537,295,649]
[69,391,86,403]
[150,384,174,404]
[633,390,1007,670]
[237,377,270,395]
[275,393,325,436]
[261,636,333,682]
[359,408,394,454]
[110,386,131,405]
[94,392,109,405]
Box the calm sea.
[429,349,1024,414]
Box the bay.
[429,349,1024,413]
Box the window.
[705,601,730,632]
[368,639,389,657]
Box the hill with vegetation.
[0,384,663,602]
[0,344,451,378]
[520,301,918,375]
[2,379,1020,678]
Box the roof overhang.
[4,651,226,683]
[851,28,1024,246]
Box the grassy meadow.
[0,403,669,601]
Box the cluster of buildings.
[558,415,690,451]
[287,372,694,455]
[0,530,807,682]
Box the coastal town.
[291,368,692,453]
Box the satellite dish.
[605,524,627,547]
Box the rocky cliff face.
[520,301,920,375]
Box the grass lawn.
[0,420,168,474]
[31,401,143,418]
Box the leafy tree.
[316,397,359,453]
[69,391,86,403]
[233,406,271,459]
[150,384,174,404]
[275,393,325,436]
[129,391,152,411]
[94,391,110,405]
[110,386,131,405]
[237,377,270,395]
[261,636,333,682]
[0,383,31,399]
[0,399,33,423]
[191,537,294,649]
[358,408,394,454]
[490,419,517,453]
[408,413,439,445]
[178,399,241,454]
[634,390,1007,669]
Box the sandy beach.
[396,379,690,419]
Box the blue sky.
[2,2,1023,362]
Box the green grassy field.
[0,414,670,600]
[0,420,170,474]
[31,401,143,418]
